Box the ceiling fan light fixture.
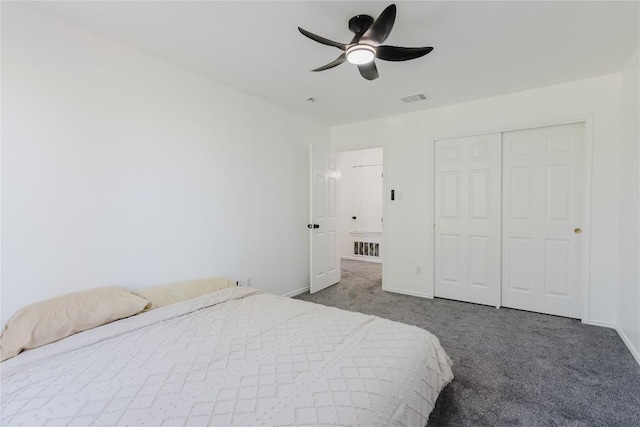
[298,4,434,80]
[346,45,376,65]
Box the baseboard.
[583,320,640,367]
[615,326,640,367]
[382,286,433,299]
[341,256,382,264]
[582,319,616,329]
[283,286,310,298]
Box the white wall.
[618,46,640,362]
[1,5,329,324]
[332,74,622,324]
[338,148,383,259]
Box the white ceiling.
[26,1,639,126]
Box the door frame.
[430,113,594,322]
[335,146,387,289]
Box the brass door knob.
[574,228,582,234]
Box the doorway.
[338,147,384,288]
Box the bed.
[1,286,453,426]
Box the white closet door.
[502,123,585,318]
[434,133,502,306]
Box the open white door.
[310,142,340,293]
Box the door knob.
[434,224,440,230]
[574,228,582,234]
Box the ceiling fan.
[298,4,433,81]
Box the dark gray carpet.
[295,259,640,427]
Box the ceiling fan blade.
[312,53,347,72]
[376,45,434,62]
[361,4,396,45]
[298,27,346,50]
[358,61,379,80]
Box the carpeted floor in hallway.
[295,259,640,427]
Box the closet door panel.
[434,134,501,306]
[501,123,585,318]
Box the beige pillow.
[133,277,236,310]
[0,286,148,362]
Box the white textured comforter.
[1,287,453,426]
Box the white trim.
[432,114,594,142]
[616,326,640,367]
[283,286,310,298]
[573,320,640,367]
[582,319,616,329]
[308,142,314,292]
[430,114,594,321]
[383,286,433,299]
[431,139,436,301]
[341,255,382,264]
[381,144,388,291]
[581,114,594,322]
[349,231,383,239]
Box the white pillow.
[133,277,236,310]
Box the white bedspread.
[1,287,453,426]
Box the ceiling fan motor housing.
[348,15,374,35]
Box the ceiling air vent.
[400,92,430,103]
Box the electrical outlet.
[416,267,422,275]
[246,277,252,286]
